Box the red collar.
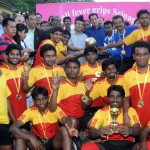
[1,34,14,41]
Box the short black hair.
[88,13,98,21]
[112,15,124,23]
[137,9,150,19]
[40,44,56,57]
[16,23,28,33]
[63,30,71,37]
[66,59,80,68]
[124,21,130,26]
[132,41,150,54]
[51,26,63,34]
[104,21,113,27]
[84,46,97,56]
[102,58,117,71]
[2,18,15,27]
[40,21,49,26]
[24,13,35,20]
[5,43,21,56]
[31,86,48,100]
[75,15,84,24]
[63,16,71,23]
[14,23,28,46]
[107,85,125,98]
[133,19,138,25]
[35,13,42,18]
[48,15,53,22]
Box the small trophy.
[110,107,119,133]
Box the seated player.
[139,121,150,150]
[10,86,78,150]
[82,85,141,150]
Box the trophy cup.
[110,107,119,133]
[85,37,96,47]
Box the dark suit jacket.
[34,28,45,51]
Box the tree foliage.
[4,0,93,13]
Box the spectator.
[24,13,44,51]
[35,13,42,29]
[15,15,25,25]
[40,21,49,31]
[68,15,87,64]
[86,13,106,60]
[63,16,72,32]
[0,18,16,62]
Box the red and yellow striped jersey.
[57,79,87,118]
[123,66,150,127]
[18,106,66,139]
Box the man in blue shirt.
[112,15,138,74]
[101,15,138,74]
[86,13,106,60]
[103,21,122,72]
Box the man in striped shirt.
[0,18,16,62]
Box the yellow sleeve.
[28,68,36,87]
[43,40,54,46]
[123,31,137,46]
[17,108,32,124]
[90,110,103,129]
[54,106,67,121]
[57,84,65,104]
[6,84,11,97]
[59,68,66,77]
[90,82,102,100]
[123,75,130,93]
[122,80,130,97]
[128,107,141,127]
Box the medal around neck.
[42,136,49,144]
[82,95,89,103]
[16,94,22,100]
[121,50,126,55]
[137,100,144,108]
[95,71,101,77]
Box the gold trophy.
[110,107,119,133]
[85,37,96,47]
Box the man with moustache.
[0,18,16,62]
[105,9,150,48]
[0,43,29,150]
[123,41,150,128]
[22,44,66,97]
[90,58,130,106]
[101,15,138,74]
[63,16,72,32]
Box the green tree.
[4,0,94,13]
